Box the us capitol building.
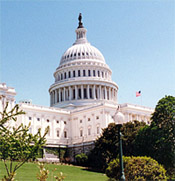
[0,14,153,158]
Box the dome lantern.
[74,13,88,45]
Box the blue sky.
[1,1,174,108]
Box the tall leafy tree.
[0,103,49,180]
[88,123,119,171]
[88,121,146,171]
[135,95,175,176]
[121,120,146,156]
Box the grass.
[0,161,108,181]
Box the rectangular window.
[69,71,71,78]
[83,70,86,76]
[102,72,104,78]
[88,128,91,135]
[78,70,81,77]
[64,131,67,138]
[98,71,100,77]
[78,88,81,99]
[88,118,90,121]
[37,118,40,121]
[84,88,87,99]
[73,89,75,99]
[97,127,100,134]
[57,130,59,137]
[73,71,76,77]
[88,70,91,76]
[93,70,96,76]
[89,88,92,98]
[29,117,32,120]
[96,116,99,120]
[80,130,83,137]
[64,72,67,79]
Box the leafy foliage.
[75,153,88,166]
[37,163,49,181]
[88,123,119,171]
[121,120,146,156]
[88,121,145,171]
[134,95,175,177]
[0,103,49,180]
[106,156,167,181]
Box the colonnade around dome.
[50,84,118,106]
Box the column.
[105,86,107,100]
[99,85,102,99]
[93,85,96,99]
[59,88,61,102]
[115,90,117,102]
[75,85,78,100]
[109,87,111,100]
[69,86,72,100]
[53,91,55,104]
[81,85,84,99]
[87,85,90,99]
[63,87,66,101]
[50,92,52,106]
[112,88,114,101]
[55,89,57,104]
[97,86,99,99]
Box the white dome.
[49,14,118,109]
[60,43,105,66]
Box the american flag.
[136,91,141,97]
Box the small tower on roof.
[74,13,88,45]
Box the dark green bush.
[106,156,167,181]
[75,153,88,166]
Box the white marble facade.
[0,15,154,149]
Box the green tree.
[88,123,119,171]
[0,103,49,180]
[75,153,88,166]
[121,120,146,156]
[135,95,175,177]
[106,156,167,181]
[88,121,145,171]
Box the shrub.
[75,153,88,166]
[106,156,167,181]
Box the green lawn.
[0,161,107,181]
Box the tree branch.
[3,159,10,176]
